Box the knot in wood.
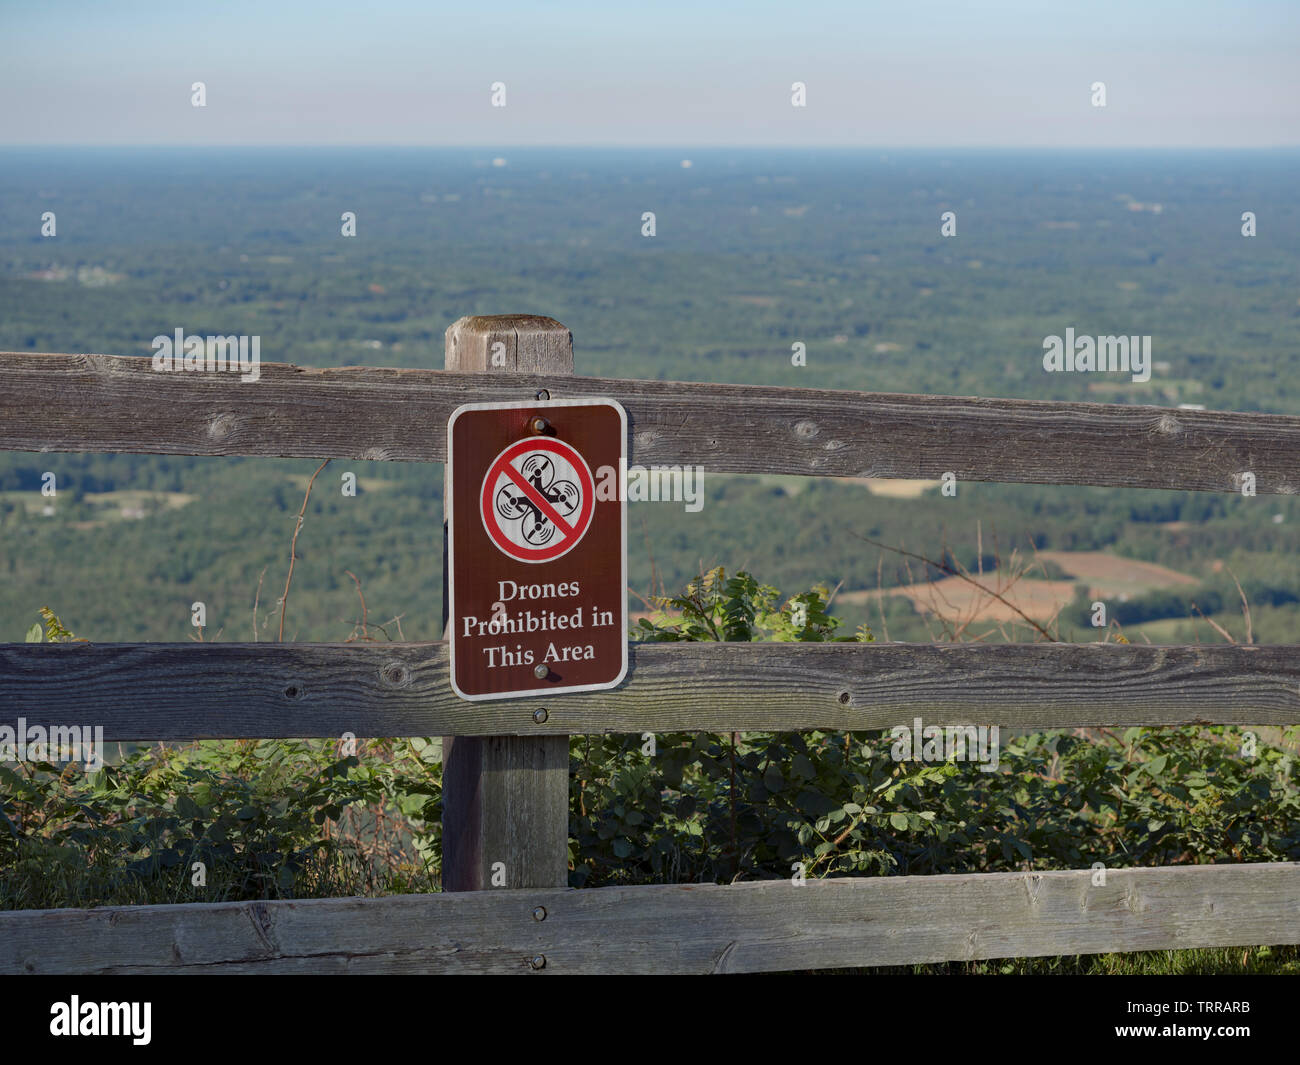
[207,412,240,442]
[380,661,412,688]
[86,353,129,376]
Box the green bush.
[0,738,442,909]
[571,568,1300,887]
[4,579,1299,914]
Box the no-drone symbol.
[481,437,595,563]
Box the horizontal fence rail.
[4,863,1298,974]
[6,328,1299,978]
[3,641,1299,739]
[4,351,1300,492]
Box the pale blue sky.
[2,0,1296,146]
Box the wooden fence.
[2,313,1298,974]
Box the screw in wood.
[530,954,546,970]
[532,707,549,724]
[535,389,550,401]
[532,906,547,921]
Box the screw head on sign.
[532,707,549,724]
[530,416,550,434]
[534,664,549,679]
[533,906,547,921]
[530,954,546,970]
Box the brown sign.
[447,399,628,701]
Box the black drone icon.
[495,453,581,546]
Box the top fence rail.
[3,351,1300,494]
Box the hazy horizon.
[3,1,1297,149]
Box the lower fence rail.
[4,862,1298,974]
[3,641,1300,738]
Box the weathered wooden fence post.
[440,315,573,891]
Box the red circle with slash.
[480,436,597,563]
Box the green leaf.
[24,623,42,643]
[795,789,838,817]
[889,812,909,831]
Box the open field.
[839,576,1077,624]
[837,549,1200,626]
[859,478,938,499]
[1035,550,1202,595]
[0,489,194,518]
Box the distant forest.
[2,147,1298,644]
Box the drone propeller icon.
[494,453,582,546]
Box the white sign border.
[447,397,629,703]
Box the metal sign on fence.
[447,398,628,700]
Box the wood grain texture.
[3,640,1298,740]
[440,316,571,891]
[4,862,1297,974]
[444,314,573,373]
[442,734,570,890]
[4,350,1299,492]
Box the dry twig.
[278,459,331,642]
